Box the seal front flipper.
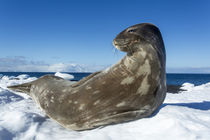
[7,82,32,95]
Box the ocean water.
[0,72,210,86]
[166,73,210,86]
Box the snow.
[0,74,210,140]
[54,72,74,80]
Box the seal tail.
[7,82,32,95]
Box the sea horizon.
[1,71,210,74]
[1,72,210,86]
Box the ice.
[0,74,210,140]
[17,74,30,80]
[181,83,195,91]
[54,72,74,80]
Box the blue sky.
[0,0,210,72]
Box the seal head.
[113,23,165,60]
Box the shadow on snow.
[162,101,210,111]
[0,90,24,104]
[150,101,210,118]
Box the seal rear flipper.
[7,82,32,95]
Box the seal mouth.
[113,39,139,53]
[113,39,130,51]
[113,40,129,46]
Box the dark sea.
[1,72,210,86]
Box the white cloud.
[0,56,108,72]
[1,56,209,73]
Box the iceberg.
[54,72,74,80]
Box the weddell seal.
[8,23,166,131]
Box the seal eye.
[128,29,136,33]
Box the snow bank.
[0,74,210,140]
[54,72,74,80]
